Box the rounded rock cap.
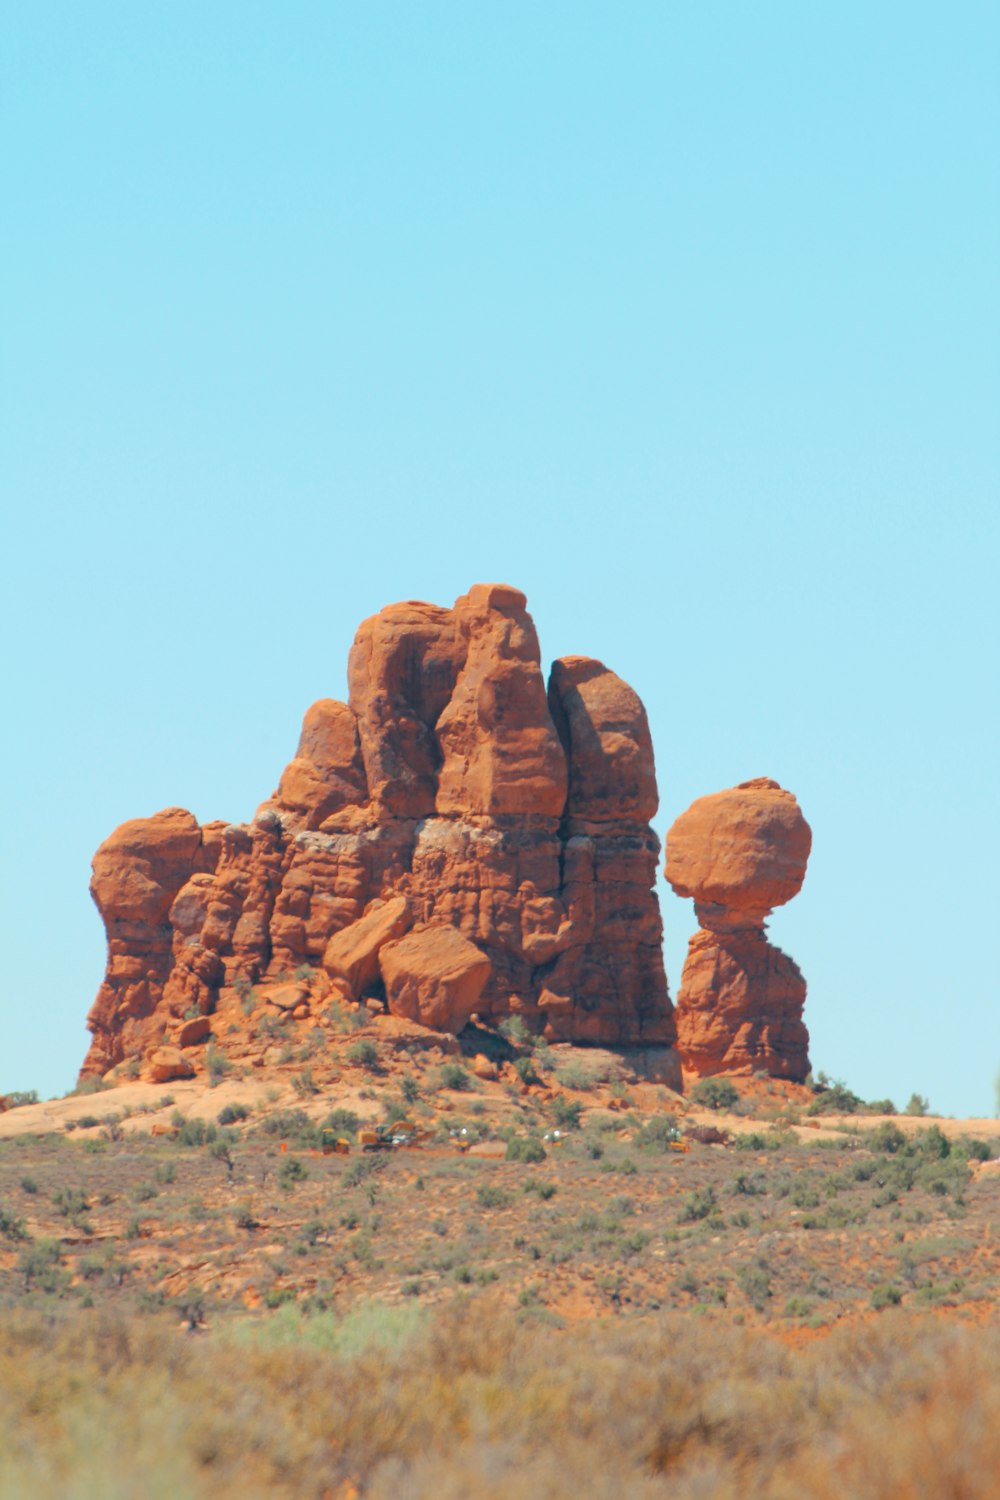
[665,777,811,922]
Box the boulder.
[322,897,411,998]
[146,1046,195,1084]
[380,927,492,1033]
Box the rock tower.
[665,778,812,1080]
[83,585,675,1078]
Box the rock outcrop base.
[83,584,675,1079]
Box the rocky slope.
[665,778,812,1080]
[83,584,676,1080]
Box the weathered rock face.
[665,779,811,1080]
[82,585,675,1078]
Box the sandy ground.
[2,1074,998,1147]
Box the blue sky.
[2,2,998,1114]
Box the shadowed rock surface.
[83,585,675,1078]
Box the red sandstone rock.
[380,926,492,1032]
[549,657,657,824]
[665,779,811,1081]
[263,698,367,830]
[435,585,568,820]
[322,896,411,999]
[83,808,218,1077]
[83,585,675,1079]
[146,1045,195,1084]
[674,927,808,1078]
[665,777,811,928]
[176,1015,211,1047]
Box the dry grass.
[0,1300,998,1499]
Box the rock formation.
[665,778,811,1080]
[83,584,675,1079]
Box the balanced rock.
[82,585,675,1079]
[665,778,811,1080]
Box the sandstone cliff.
[665,778,812,1081]
[83,585,675,1078]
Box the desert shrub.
[0,1203,29,1240]
[552,1061,595,1091]
[498,1015,534,1048]
[324,1107,362,1137]
[905,1092,930,1117]
[347,1039,380,1069]
[915,1123,951,1159]
[678,1186,717,1222]
[436,1062,473,1092]
[514,1057,540,1086]
[400,1075,420,1104]
[0,1302,1000,1497]
[867,1098,897,1114]
[16,1238,64,1291]
[277,1156,309,1190]
[733,1130,785,1152]
[867,1121,907,1154]
[635,1115,683,1151]
[176,1118,218,1147]
[736,1259,772,1311]
[550,1096,583,1130]
[256,1109,316,1145]
[205,1045,232,1086]
[806,1078,864,1115]
[291,1068,319,1096]
[505,1136,547,1164]
[217,1102,250,1125]
[870,1282,903,1309]
[475,1184,509,1210]
[953,1136,992,1162]
[5,1090,39,1108]
[52,1187,90,1219]
[690,1078,740,1111]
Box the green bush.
[806,1079,864,1115]
[277,1157,309,1190]
[867,1121,907,1154]
[475,1184,509,1210]
[905,1093,930,1117]
[323,1107,362,1137]
[870,1282,903,1310]
[217,1103,249,1126]
[550,1096,583,1130]
[505,1136,547,1164]
[347,1039,380,1069]
[205,1045,232,1086]
[636,1115,683,1151]
[678,1186,717,1223]
[690,1078,740,1111]
[0,1204,28,1241]
[436,1062,473,1092]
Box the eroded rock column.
[665,777,811,1080]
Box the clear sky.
[2,3,998,1115]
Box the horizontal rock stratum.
[83,585,677,1079]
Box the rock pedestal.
[665,778,811,1081]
